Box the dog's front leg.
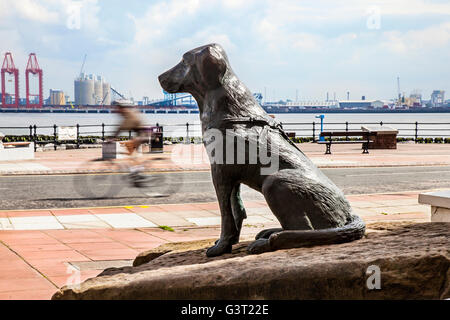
[206,174,239,257]
[230,183,246,243]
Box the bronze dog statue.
[159,44,365,257]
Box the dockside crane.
[1,52,20,108]
[25,53,43,108]
[111,86,125,99]
[79,54,87,77]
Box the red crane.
[1,52,20,108]
[25,53,43,108]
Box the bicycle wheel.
[129,159,185,198]
[73,159,124,199]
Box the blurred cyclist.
[111,99,149,154]
[110,99,149,187]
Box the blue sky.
[1,0,450,102]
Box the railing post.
[128,130,132,140]
[76,124,80,149]
[380,121,383,126]
[101,123,105,141]
[53,124,57,150]
[415,121,418,143]
[33,125,37,152]
[29,125,33,142]
[312,122,315,142]
[158,123,163,147]
[155,122,160,145]
[345,121,349,141]
[186,122,190,144]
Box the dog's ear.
[198,45,227,89]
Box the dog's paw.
[206,241,233,257]
[214,236,239,246]
[247,239,271,254]
[255,228,283,240]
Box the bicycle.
[74,140,183,199]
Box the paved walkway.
[1,143,450,174]
[0,192,430,231]
[0,142,444,299]
[0,190,432,300]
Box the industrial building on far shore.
[49,89,65,105]
[74,73,111,106]
[1,50,449,113]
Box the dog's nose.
[158,72,169,90]
[158,73,166,85]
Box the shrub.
[397,137,414,142]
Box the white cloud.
[178,30,236,51]
[8,0,59,23]
[0,0,100,29]
[129,0,202,45]
[2,0,450,101]
[222,0,259,10]
[374,0,450,16]
[292,33,323,51]
[381,22,450,54]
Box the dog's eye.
[183,54,194,64]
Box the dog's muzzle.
[158,72,179,93]
[158,63,186,93]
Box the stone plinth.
[0,142,34,161]
[362,126,398,149]
[52,222,449,300]
[419,191,450,222]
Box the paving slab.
[0,218,13,230]
[186,216,221,226]
[93,213,157,229]
[9,216,64,230]
[136,211,195,227]
[169,210,219,218]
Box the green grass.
[158,225,174,232]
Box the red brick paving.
[0,227,180,300]
[0,191,434,300]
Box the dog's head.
[158,43,229,97]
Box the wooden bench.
[318,131,376,154]
[2,142,31,148]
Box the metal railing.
[280,121,450,142]
[1,121,450,151]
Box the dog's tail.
[268,215,366,251]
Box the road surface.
[1,165,449,210]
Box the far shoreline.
[2,108,450,114]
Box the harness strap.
[208,116,304,154]
[220,116,283,130]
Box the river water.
[1,112,450,137]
